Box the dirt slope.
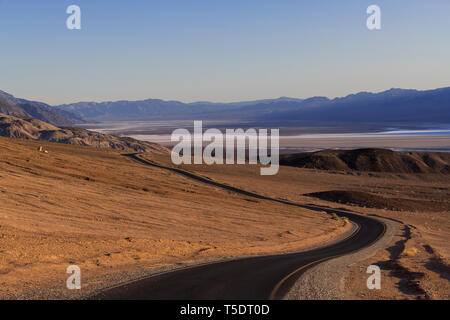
[0,137,347,299]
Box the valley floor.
[0,137,348,299]
[143,153,450,299]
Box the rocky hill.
[0,114,167,153]
[0,92,81,126]
[280,148,450,174]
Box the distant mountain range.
[55,87,450,124]
[260,87,450,123]
[55,97,306,122]
[1,87,449,125]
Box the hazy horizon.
[3,85,449,107]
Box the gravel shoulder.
[285,215,399,300]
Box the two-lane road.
[90,155,385,300]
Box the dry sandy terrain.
[0,137,348,299]
[144,153,450,299]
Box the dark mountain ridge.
[0,91,83,126]
[280,148,450,174]
[264,87,450,123]
[2,86,449,125]
[53,87,450,124]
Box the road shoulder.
[285,215,399,300]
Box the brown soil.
[1,132,448,300]
[0,137,348,299]
[345,224,450,300]
[144,152,450,300]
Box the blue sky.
[0,0,449,105]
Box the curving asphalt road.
[90,154,386,300]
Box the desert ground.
[0,137,348,299]
[143,152,450,300]
[0,134,449,299]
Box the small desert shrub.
[331,213,340,221]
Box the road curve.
[90,154,386,300]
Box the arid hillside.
[280,148,450,174]
[0,137,347,299]
[0,95,73,126]
[0,114,167,153]
[145,152,449,299]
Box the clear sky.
[0,0,449,105]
